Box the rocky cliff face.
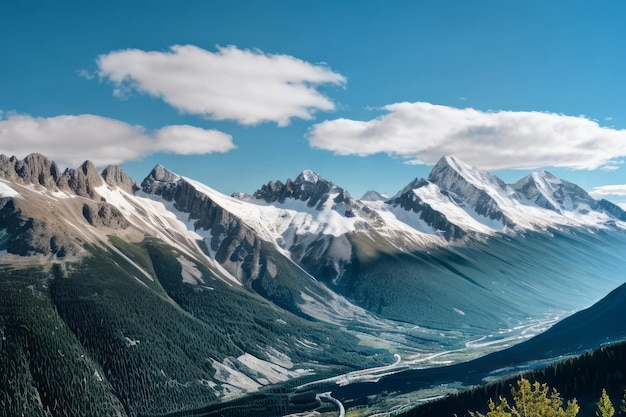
[0,153,105,198]
[254,169,351,211]
[82,202,129,229]
[142,165,270,283]
[0,198,79,257]
[0,154,135,258]
[597,199,626,221]
[428,156,514,227]
[101,164,139,194]
[57,160,103,198]
[0,153,62,188]
[388,178,467,240]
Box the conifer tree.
[596,389,614,417]
[470,377,579,417]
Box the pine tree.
[596,389,614,417]
[470,377,579,417]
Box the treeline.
[397,339,626,417]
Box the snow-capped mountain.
[387,155,626,238]
[1,152,626,417]
[513,170,626,223]
[1,152,624,297]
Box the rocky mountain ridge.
[0,154,135,258]
[2,152,626,417]
[2,152,625,266]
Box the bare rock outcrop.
[0,153,62,188]
[57,161,103,198]
[82,202,129,229]
[0,198,79,258]
[101,164,138,194]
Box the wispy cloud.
[589,184,626,199]
[0,113,234,168]
[308,102,626,171]
[77,68,95,80]
[96,45,346,127]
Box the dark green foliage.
[595,389,614,417]
[1,237,390,416]
[49,245,229,415]
[396,341,626,417]
[143,238,391,368]
[469,377,579,417]
[0,265,126,417]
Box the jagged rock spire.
[102,164,138,194]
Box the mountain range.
[1,152,625,416]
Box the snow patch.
[124,337,140,347]
[106,242,154,281]
[211,358,261,393]
[264,346,293,369]
[412,183,496,234]
[237,353,298,384]
[178,255,203,285]
[0,180,18,198]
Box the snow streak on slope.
[360,199,443,247]
[412,182,497,234]
[0,180,18,198]
[95,183,241,284]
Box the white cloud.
[308,101,626,171]
[589,184,626,199]
[0,113,234,168]
[97,45,346,126]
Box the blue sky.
[1,1,626,207]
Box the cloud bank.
[308,102,626,171]
[0,113,234,168]
[97,45,346,126]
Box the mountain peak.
[57,160,103,198]
[295,169,321,184]
[141,165,182,196]
[360,190,389,201]
[101,164,138,194]
[13,152,62,189]
[531,170,560,182]
[428,155,507,190]
[148,164,181,183]
[513,171,596,213]
[253,170,345,209]
[428,155,467,183]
